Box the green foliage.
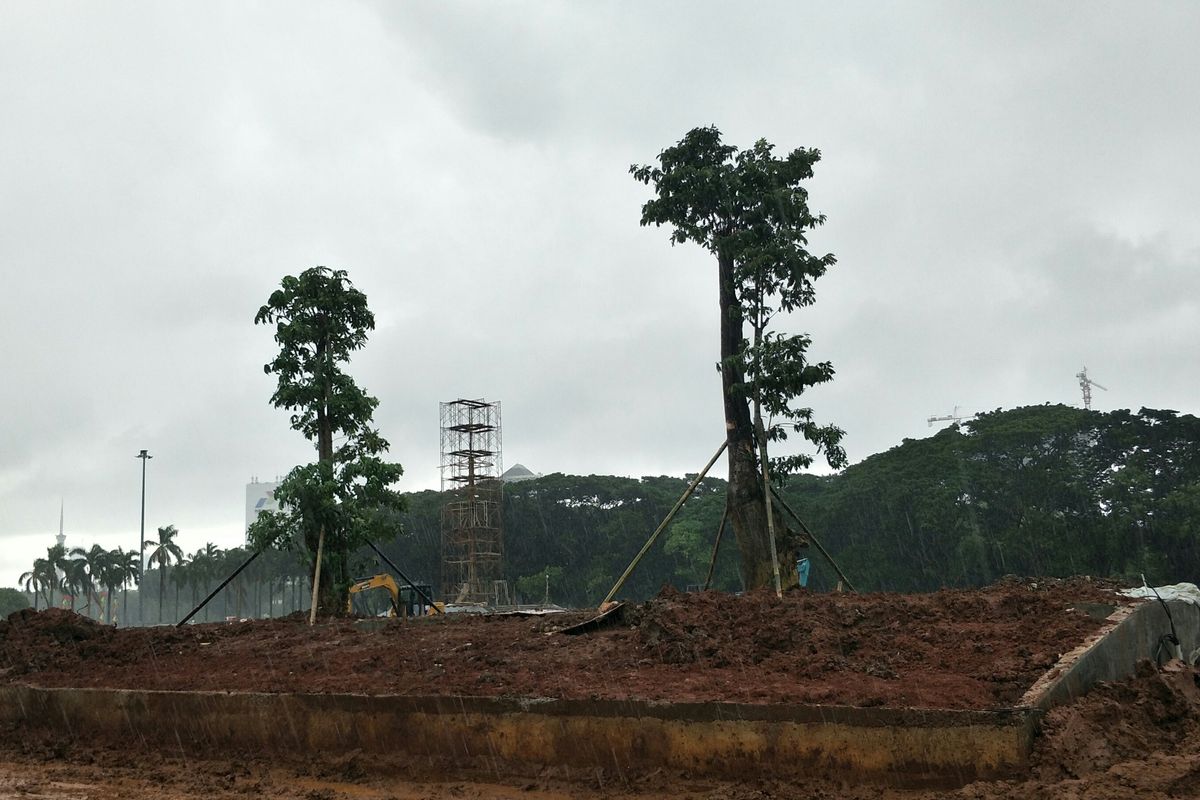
[370,404,1200,601]
[254,266,378,447]
[631,126,845,589]
[631,126,845,475]
[514,566,565,605]
[0,587,31,617]
[250,266,405,613]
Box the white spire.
[56,500,65,548]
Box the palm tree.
[20,558,58,611]
[117,548,140,625]
[96,548,126,625]
[44,544,68,608]
[69,544,108,618]
[170,560,191,623]
[144,525,184,624]
[224,547,253,619]
[18,566,38,611]
[189,543,221,622]
[61,556,90,614]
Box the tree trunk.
[308,352,345,617]
[718,250,776,590]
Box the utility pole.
[136,449,152,626]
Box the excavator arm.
[347,574,402,617]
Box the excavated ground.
[4,577,1192,798]
[1,577,1127,709]
[1,661,1197,799]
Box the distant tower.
[927,406,967,428]
[56,501,65,548]
[439,399,504,605]
[1076,367,1107,410]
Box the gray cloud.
[1,1,1198,586]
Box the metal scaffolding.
[439,399,505,604]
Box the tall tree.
[144,524,184,624]
[251,266,406,616]
[632,126,846,589]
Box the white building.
[500,463,540,483]
[245,478,280,537]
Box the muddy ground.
[0,577,1127,709]
[1,661,1197,799]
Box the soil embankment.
[1,662,1197,799]
[0,577,1126,709]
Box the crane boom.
[1076,367,1108,410]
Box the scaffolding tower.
[439,399,505,605]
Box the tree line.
[376,404,1200,606]
[17,527,312,626]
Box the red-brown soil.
[1,662,1197,799]
[0,577,1128,709]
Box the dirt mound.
[946,661,1200,799]
[1033,659,1200,781]
[0,580,1130,710]
[634,578,1124,707]
[0,608,117,677]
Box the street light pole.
[136,449,152,626]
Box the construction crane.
[927,406,967,427]
[1076,367,1107,410]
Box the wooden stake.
[703,498,729,590]
[308,525,326,626]
[755,417,784,599]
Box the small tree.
[632,126,847,590]
[251,266,405,616]
[0,588,30,617]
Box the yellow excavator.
[347,574,442,618]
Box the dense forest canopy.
[374,404,1200,606]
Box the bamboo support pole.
[175,550,261,628]
[703,499,729,591]
[308,525,326,625]
[601,441,727,607]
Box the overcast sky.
[2,2,1197,587]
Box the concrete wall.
[1024,598,1200,710]
[0,686,1040,788]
